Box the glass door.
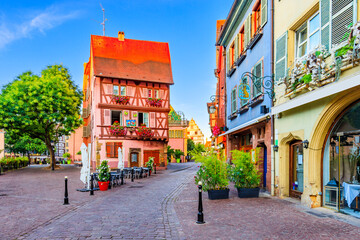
[290,141,304,198]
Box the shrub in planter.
[146,157,154,171]
[97,160,111,191]
[194,151,229,200]
[229,150,262,198]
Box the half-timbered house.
[83,32,173,169]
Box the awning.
[219,113,271,136]
[271,72,360,115]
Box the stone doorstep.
[279,195,360,227]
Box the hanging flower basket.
[109,121,127,136]
[112,95,130,105]
[135,125,154,137]
[212,125,221,137]
[146,98,163,107]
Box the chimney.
[118,31,125,41]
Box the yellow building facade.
[273,0,360,212]
[187,118,205,145]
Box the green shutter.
[320,0,330,50]
[234,34,239,60]
[275,32,288,82]
[331,0,354,46]
[244,14,251,48]
[261,0,267,27]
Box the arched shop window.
[323,101,360,212]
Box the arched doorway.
[308,87,360,208]
[322,100,360,212]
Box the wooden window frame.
[113,85,119,95]
[111,110,123,125]
[239,26,245,53]
[120,86,126,96]
[252,0,261,37]
[106,142,122,158]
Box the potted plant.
[146,157,154,176]
[109,121,127,136]
[97,160,111,191]
[112,95,130,105]
[230,150,262,198]
[146,97,163,107]
[194,151,229,200]
[135,125,153,137]
[174,149,184,163]
[63,153,71,164]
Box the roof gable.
[91,35,174,84]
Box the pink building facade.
[83,32,173,170]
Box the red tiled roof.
[90,35,174,84]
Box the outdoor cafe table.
[342,182,360,208]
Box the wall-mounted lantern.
[273,145,279,152]
[302,139,309,149]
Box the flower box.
[109,121,127,136]
[112,95,130,105]
[146,98,163,107]
[135,126,153,137]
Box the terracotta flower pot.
[98,181,110,191]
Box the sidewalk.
[174,181,360,240]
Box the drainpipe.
[271,0,275,196]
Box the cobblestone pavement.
[0,162,196,240]
[174,180,360,240]
[2,162,360,239]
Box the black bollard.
[121,169,124,185]
[131,167,134,182]
[90,174,94,196]
[0,164,2,175]
[154,163,157,174]
[196,181,205,224]
[64,176,69,205]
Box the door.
[143,150,160,167]
[290,141,304,198]
[130,152,139,167]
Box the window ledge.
[227,66,236,77]
[228,112,238,120]
[248,31,263,50]
[237,104,249,114]
[235,53,246,66]
[249,94,264,107]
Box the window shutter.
[83,125,87,138]
[275,32,288,82]
[149,112,156,128]
[226,48,230,72]
[114,142,121,158]
[244,16,249,47]
[331,0,354,47]
[106,142,111,158]
[104,109,111,126]
[234,34,239,59]
[320,0,330,50]
[261,0,268,27]
[144,113,149,127]
[132,111,138,126]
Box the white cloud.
[0,5,80,49]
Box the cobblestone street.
[1,163,360,239]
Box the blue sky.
[0,0,233,140]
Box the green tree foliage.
[187,139,195,152]
[5,132,47,162]
[194,150,229,191]
[167,145,175,162]
[0,65,83,170]
[174,149,184,160]
[190,143,206,155]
